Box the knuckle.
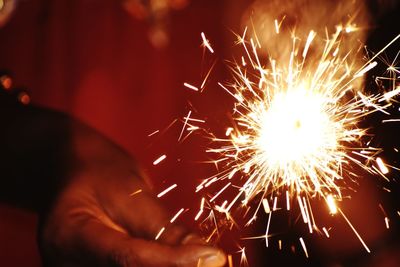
[109,247,141,267]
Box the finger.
[182,233,207,245]
[97,175,195,245]
[74,217,226,267]
[115,189,191,244]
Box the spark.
[210,182,231,202]
[273,16,286,34]
[187,126,199,131]
[382,119,400,123]
[345,23,358,33]
[286,191,290,210]
[384,217,390,229]
[265,211,272,247]
[367,34,400,65]
[153,154,167,165]
[170,208,185,223]
[201,32,214,53]
[226,127,234,136]
[238,247,248,266]
[201,60,217,90]
[303,30,316,58]
[354,62,378,78]
[298,196,308,224]
[195,198,205,221]
[178,110,192,141]
[129,189,142,196]
[379,203,390,229]
[322,227,330,238]
[192,25,400,255]
[262,198,270,214]
[339,208,370,253]
[147,129,159,137]
[376,157,389,174]
[326,194,338,215]
[155,227,165,240]
[241,56,247,66]
[184,117,206,123]
[299,237,309,258]
[205,177,218,187]
[184,82,199,91]
[194,209,203,221]
[274,19,280,34]
[272,196,278,211]
[157,184,177,198]
[381,86,400,101]
[303,197,313,233]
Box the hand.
[39,124,226,267]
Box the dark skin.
[0,85,226,267]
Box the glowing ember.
[157,183,177,198]
[326,195,337,215]
[153,154,167,165]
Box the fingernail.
[199,251,226,267]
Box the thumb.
[61,217,226,267]
[176,242,227,267]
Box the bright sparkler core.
[149,11,399,262]
[218,26,373,204]
[256,88,337,173]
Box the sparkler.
[151,14,400,266]
[190,24,400,256]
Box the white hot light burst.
[150,14,400,262]
[188,24,400,254]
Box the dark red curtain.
[0,0,235,265]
